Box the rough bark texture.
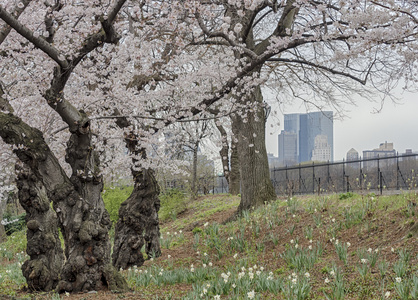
[0,112,127,292]
[16,164,64,291]
[229,128,241,195]
[112,128,161,270]
[233,86,276,212]
[57,125,127,293]
[112,168,161,269]
[0,223,5,242]
[215,124,231,186]
[191,142,199,199]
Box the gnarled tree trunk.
[0,112,127,292]
[112,168,161,269]
[112,126,161,270]
[16,164,64,291]
[57,126,127,292]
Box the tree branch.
[195,11,259,60]
[0,4,69,69]
[0,0,32,45]
[266,57,373,85]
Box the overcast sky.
[264,88,418,162]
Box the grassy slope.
[0,192,417,299]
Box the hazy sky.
[264,88,418,162]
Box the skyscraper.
[278,130,298,166]
[279,111,334,164]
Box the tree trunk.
[0,112,128,293]
[232,86,276,212]
[112,168,161,269]
[112,127,161,270]
[16,164,64,291]
[215,124,231,184]
[0,200,7,242]
[229,130,241,195]
[58,125,127,292]
[191,142,199,199]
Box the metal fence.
[271,153,418,196]
[163,153,418,196]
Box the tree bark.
[112,168,161,269]
[191,142,199,199]
[58,121,127,293]
[0,112,127,292]
[16,164,64,291]
[112,127,161,270]
[215,124,231,185]
[229,126,241,195]
[232,86,276,212]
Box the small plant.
[393,259,408,278]
[304,226,313,240]
[193,233,200,250]
[287,224,296,235]
[394,277,410,300]
[411,274,418,300]
[339,192,354,200]
[324,265,345,300]
[334,241,349,265]
[282,272,311,300]
[378,259,389,278]
[313,214,322,228]
[357,257,370,279]
[269,233,279,246]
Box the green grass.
[1,192,417,299]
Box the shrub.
[2,212,26,235]
[159,188,188,222]
[102,186,133,224]
[339,192,355,200]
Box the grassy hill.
[0,192,417,299]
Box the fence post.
[221,176,224,193]
[299,163,302,193]
[377,155,380,192]
[396,152,399,190]
[285,166,288,196]
[213,177,215,194]
[327,161,330,192]
[342,158,345,192]
[346,175,350,193]
[312,162,315,194]
[359,157,362,189]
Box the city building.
[279,111,334,164]
[267,153,281,169]
[363,142,396,169]
[278,130,298,166]
[311,135,332,162]
[346,148,359,161]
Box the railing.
[271,153,418,196]
[162,153,418,196]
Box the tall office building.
[278,130,298,166]
[311,135,332,162]
[279,111,334,164]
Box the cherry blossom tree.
[0,0,417,293]
[190,0,418,212]
[0,0,240,292]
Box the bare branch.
[266,57,372,85]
